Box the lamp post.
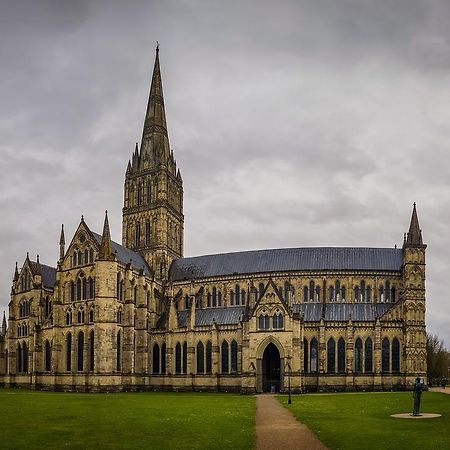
[286,357,292,404]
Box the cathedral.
[0,47,427,393]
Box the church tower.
[122,45,184,279]
[402,203,427,384]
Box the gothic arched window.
[366,285,372,303]
[77,308,84,324]
[175,343,182,374]
[310,338,318,373]
[45,340,51,372]
[89,330,94,372]
[66,333,72,371]
[303,338,308,372]
[335,281,340,302]
[153,343,160,374]
[235,285,240,305]
[303,286,308,302]
[206,341,212,373]
[327,338,336,373]
[258,314,269,330]
[382,337,390,372]
[116,331,122,371]
[22,342,29,373]
[76,278,82,301]
[365,338,373,372]
[17,343,22,373]
[338,338,346,373]
[135,222,141,247]
[259,283,265,298]
[197,341,204,374]
[354,286,360,303]
[385,281,391,302]
[212,287,217,307]
[161,343,166,374]
[392,338,400,373]
[309,281,315,301]
[354,338,362,372]
[221,341,229,374]
[231,340,238,374]
[146,220,151,245]
[273,313,284,329]
[182,342,187,374]
[77,331,84,372]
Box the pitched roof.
[29,261,56,289]
[177,306,247,327]
[91,232,150,275]
[169,247,403,281]
[293,302,392,322]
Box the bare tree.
[426,334,449,385]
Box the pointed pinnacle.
[59,224,65,245]
[406,202,423,246]
[14,262,19,281]
[99,210,114,260]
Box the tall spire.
[405,202,424,246]
[140,43,170,164]
[98,210,114,260]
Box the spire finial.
[156,41,159,52]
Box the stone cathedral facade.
[0,48,427,393]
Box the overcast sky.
[1,0,449,347]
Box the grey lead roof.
[92,232,150,275]
[29,261,57,289]
[293,303,392,322]
[175,303,392,327]
[169,247,403,281]
[178,306,247,327]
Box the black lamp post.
[286,357,292,404]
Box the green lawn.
[279,391,450,450]
[0,389,255,450]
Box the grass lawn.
[0,389,255,450]
[279,391,450,450]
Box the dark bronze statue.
[412,377,423,416]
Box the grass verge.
[279,391,450,450]
[0,389,255,450]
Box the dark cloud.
[1,0,450,347]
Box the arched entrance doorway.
[262,343,281,392]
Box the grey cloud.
[1,0,450,347]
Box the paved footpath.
[256,395,328,450]
[430,387,450,394]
